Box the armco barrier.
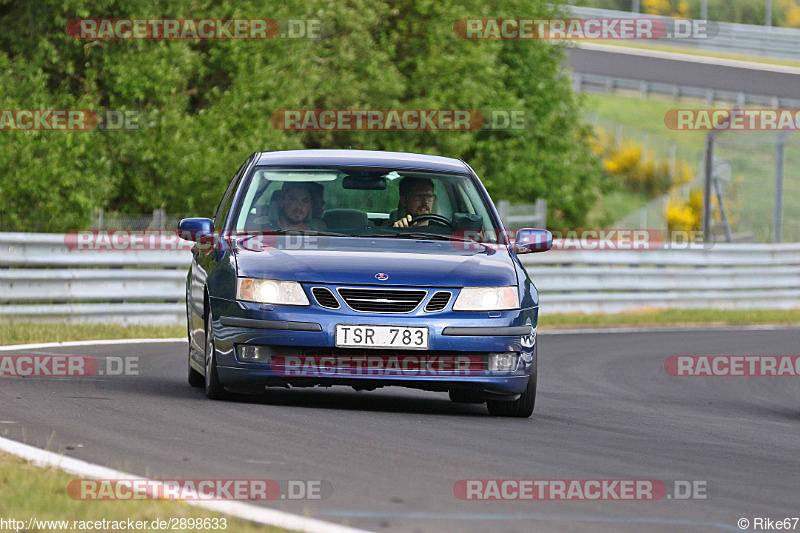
[520,243,800,314]
[0,233,798,323]
[0,232,191,324]
[566,6,800,60]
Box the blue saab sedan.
[179,150,551,417]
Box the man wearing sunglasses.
[392,177,438,227]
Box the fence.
[565,5,800,60]
[1,233,798,323]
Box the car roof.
[254,149,470,173]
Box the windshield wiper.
[356,231,447,240]
[358,231,496,248]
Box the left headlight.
[236,277,309,306]
[453,286,519,311]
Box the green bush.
[0,0,601,231]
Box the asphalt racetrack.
[1,327,798,532]
[567,45,800,100]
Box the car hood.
[232,236,517,287]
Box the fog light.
[488,352,518,372]
[237,344,272,363]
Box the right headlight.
[236,277,309,306]
[452,286,519,311]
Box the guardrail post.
[668,143,677,181]
[152,209,166,230]
[703,133,716,243]
[773,132,787,243]
[497,200,510,227]
[737,92,746,108]
[535,198,547,229]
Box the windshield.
[232,166,501,241]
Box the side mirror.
[178,218,213,242]
[513,229,552,254]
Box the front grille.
[425,291,451,312]
[312,287,340,309]
[338,288,426,313]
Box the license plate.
[335,325,429,349]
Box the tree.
[0,0,600,231]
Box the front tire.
[487,346,537,418]
[204,311,228,400]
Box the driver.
[276,182,313,230]
[392,177,436,227]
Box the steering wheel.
[410,214,454,228]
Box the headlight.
[236,278,309,306]
[452,286,519,311]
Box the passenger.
[393,177,436,227]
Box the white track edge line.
[540,324,800,335]
[0,435,373,533]
[0,338,186,351]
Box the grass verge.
[583,92,800,241]
[1,311,798,347]
[540,308,800,330]
[587,189,653,228]
[0,450,290,533]
[0,322,185,346]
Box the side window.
[213,157,251,232]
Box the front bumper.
[209,295,538,396]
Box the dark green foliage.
[0,0,600,231]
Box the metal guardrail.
[565,6,800,60]
[0,233,191,324]
[573,72,800,108]
[520,243,800,314]
[1,233,799,322]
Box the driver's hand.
[393,215,414,228]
